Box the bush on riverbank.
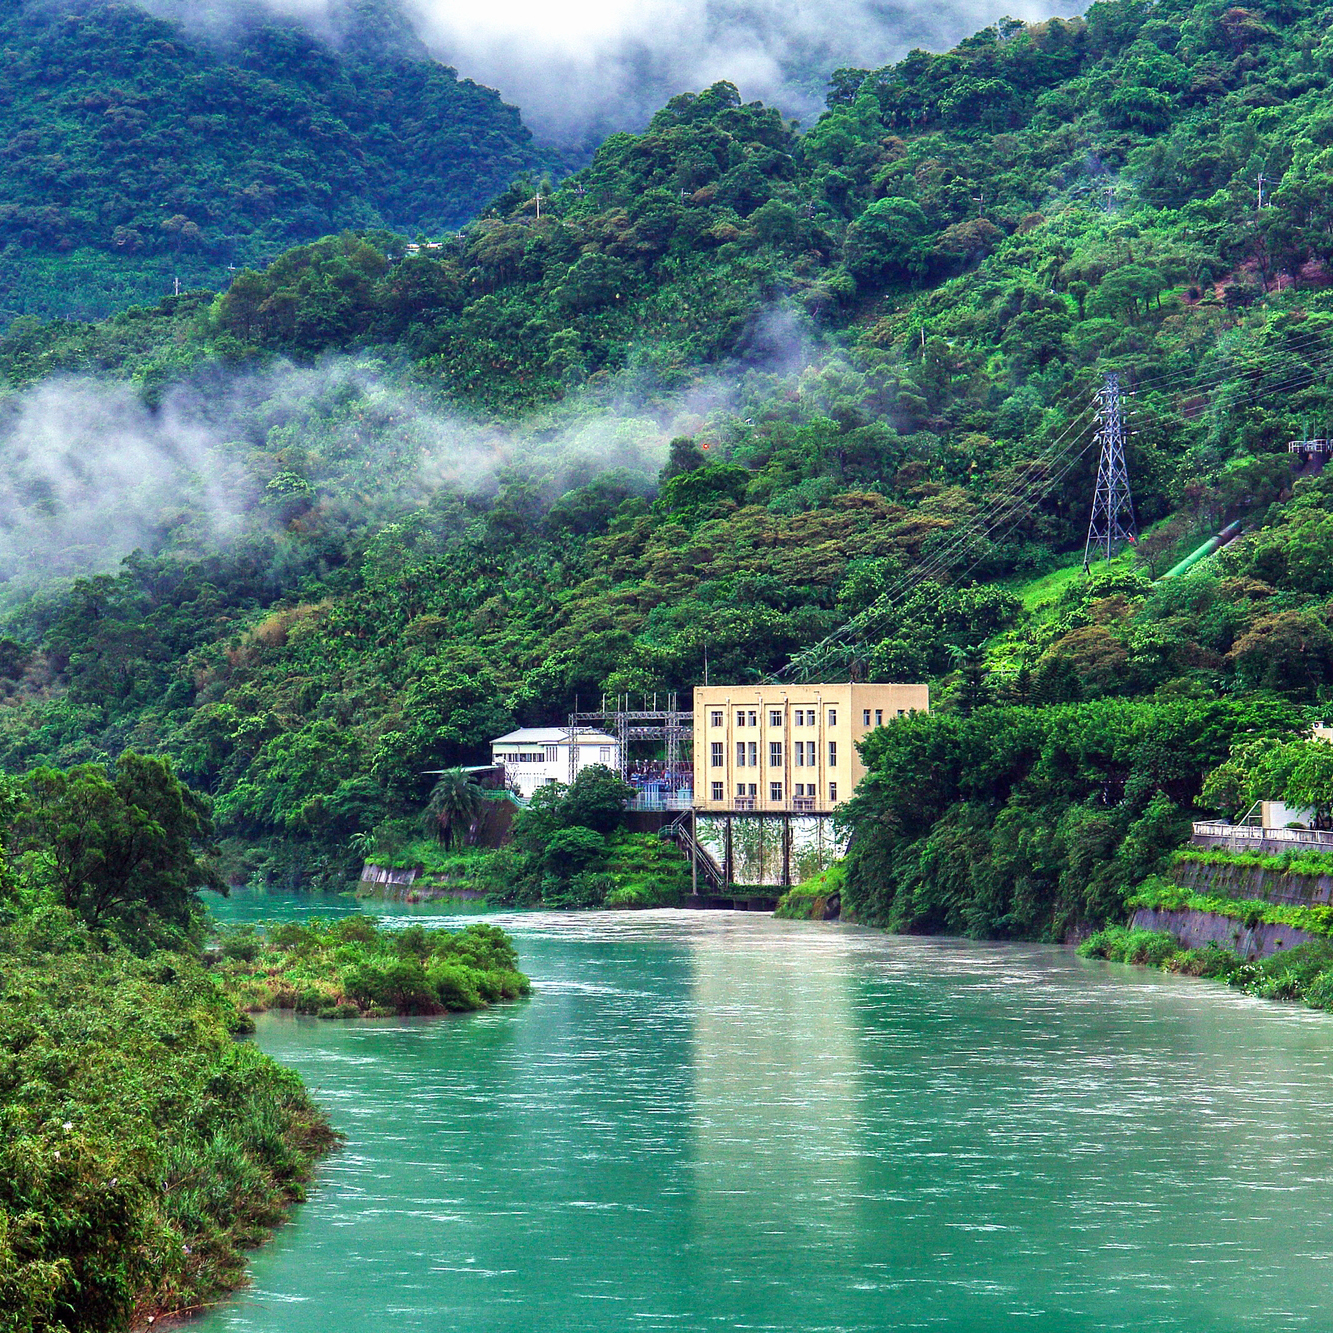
[0,906,337,1332]
[1128,876,1333,937]
[775,863,845,921]
[216,917,530,1017]
[1080,924,1333,1011]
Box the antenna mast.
[1083,372,1136,569]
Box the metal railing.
[1192,821,1333,850]
[629,791,693,812]
[733,796,756,811]
[792,797,816,812]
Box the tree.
[422,769,486,847]
[844,198,930,284]
[18,752,224,950]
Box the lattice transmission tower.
[1083,371,1137,569]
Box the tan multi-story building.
[691,682,928,815]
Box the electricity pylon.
[1083,371,1137,569]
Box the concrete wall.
[1132,907,1317,960]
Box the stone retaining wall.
[1132,907,1317,960]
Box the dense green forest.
[0,0,537,323]
[0,0,1331,913]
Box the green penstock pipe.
[1159,520,1242,579]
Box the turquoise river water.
[197,891,1333,1333]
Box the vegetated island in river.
[215,916,532,1019]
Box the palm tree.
[422,770,485,848]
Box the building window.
[747,741,757,767]
[769,741,782,767]
[770,782,783,802]
[898,709,906,717]
[748,783,757,796]
[736,710,746,727]
[711,742,724,767]
[748,711,757,727]
[829,782,837,802]
[828,709,836,727]
[711,710,723,727]
[862,709,871,726]
[875,709,883,726]
[806,709,816,726]
[736,741,746,766]
[794,782,805,796]
[794,710,804,727]
[737,782,746,796]
[712,782,724,801]
[770,709,782,727]
[544,745,558,762]
[795,741,804,767]
[599,747,610,762]
[829,741,837,767]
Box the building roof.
[491,727,618,746]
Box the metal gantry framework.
[566,693,693,787]
[1083,371,1137,569]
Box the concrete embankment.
[1132,906,1317,960]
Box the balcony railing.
[792,797,816,812]
[733,796,756,811]
[1192,821,1333,850]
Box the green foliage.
[219,916,529,1017]
[842,697,1303,938]
[1078,925,1180,966]
[0,906,336,1330]
[774,861,846,920]
[1171,846,1333,878]
[1127,875,1333,937]
[0,0,535,323]
[12,751,224,953]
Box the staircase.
[660,813,725,894]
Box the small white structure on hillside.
[490,727,619,799]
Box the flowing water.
[197,891,1333,1332]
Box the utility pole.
[1083,372,1137,569]
[1257,170,1268,213]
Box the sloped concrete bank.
[1132,906,1317,960]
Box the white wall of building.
[490,728,619,799]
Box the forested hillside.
[0,0,536,323]
[0,0,1331,898]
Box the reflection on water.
[198,892,1333,1332]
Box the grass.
[1079,924,1333,1011]
[1171,846,1333,878]
[774,861,845,920]
[1129,875,1333,937]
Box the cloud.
[140,0,1082,142]
[0,307,820,591]
[400,0,1076,140]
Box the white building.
[490,727,620,799]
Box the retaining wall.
[1132,907,1317,960]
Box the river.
[198,891,1333,1332]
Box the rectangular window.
[828,741,837,767]
[770,782,783,802]
[875,709,883,725]
[794,782,805,796]
[748,711,757,727]
[807,709,817,727]
[736,710,746,727]
[828,709,837,727]
[599,747,610,762]
[711,742,723,767]
[829,782,838,802]
[862,709,871,726]
[748,783,757,797]
[794,710,804,727]
[711,710,723,727]
[711,781,724,801]
[737,782,746,796]
[898,709,906,717]
[736,741,746,766]
[795,741,804,767]
[544,745,558,762]
[770,709,782,727]
[769,741,782,767]
[748,741,757,767]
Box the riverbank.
[215,916,531,1017]
[0,907,339,1333]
